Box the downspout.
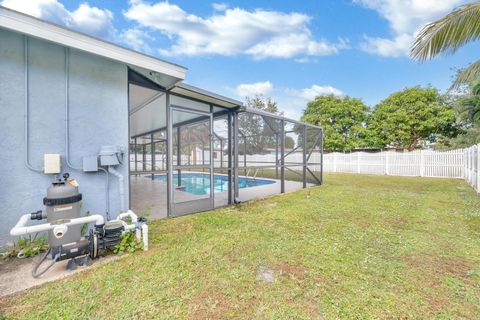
[108,166,126,213]
[64,48,110,218]
[98,167,110,220]
[24,36,42,173]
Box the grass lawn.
[1,173,480,319]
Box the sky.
[1,0,478,120]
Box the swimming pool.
[150,173,275,195]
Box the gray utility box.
[99,145,122,166]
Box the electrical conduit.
[24,36,42,172]
[64,48,110,218]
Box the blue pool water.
[151,173,275,195]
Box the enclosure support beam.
[320,128,324,185]
[227,111,233,205]
[280,119,285,193]
[142,145,146,171]
[177,127,182,187]
[275,134,279,179]
[134,138,137,172]
[151,133,155,180]
[243,136,247,170]
[166,91,172,217]
[220,140,223,169]
[233,112,240,201]
[303,125,307,188]
[187,137,190,166]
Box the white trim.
[170,84,242,109]
[0,6,187,80]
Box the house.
[0,6,323,244]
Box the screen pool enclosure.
[129,70,324,218]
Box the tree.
[239,95,282,154]
[368,87,459,151]
[301,94,369,152]
[411,2,480,87]
[437,80,480,148]
[458,81,480,120]
[245,95,281,115]
[284,136,295,149]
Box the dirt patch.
[401,254,472,281]
[157,220,194,239]
[400,254,478,315]
[256,265,276,283]
[260,202,278,209]
[0,255,35,274]
[271,261,308,282]
[187,290,232,320]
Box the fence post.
[333,152,337,172]
[420,150,425,177]
[385,151,389,175]
[477,145,480,193]
[357,152,360,173]
[468,147,471,183]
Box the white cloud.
[360,33,412,57]
[124,1,346,59]
[288,85,344,100]
[212,3,229,11]
[1,0,115,39]
[235,81,273,98]
[354,0,468,57]
[282,84,344,119]
[119,28,153,52]
[230,82,344,120]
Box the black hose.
[31,248,60,278]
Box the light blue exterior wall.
[0,28,129,244]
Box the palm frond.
[452,59,480,88]
[411,2,480,61]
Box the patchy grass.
[1,173,480,319]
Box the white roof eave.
[0,6,187,81]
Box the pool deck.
[130,174,309,220]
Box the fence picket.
[320,147,472,184]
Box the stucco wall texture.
[0,28,129,244]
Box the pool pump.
[10,173,148,278]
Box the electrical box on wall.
[83,156,99,172]
[44,154,61,174]
[99,145,122,166]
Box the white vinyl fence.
[464,145,480,192]
[130,144,480,192]
[324,145,480,192]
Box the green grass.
[2,173,480,319]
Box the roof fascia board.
[0,6,187,80]
[172,83,243,108]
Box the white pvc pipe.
[123,224,136,231]
[10,214,105,237]
[118,210,138,223]
[116,210,147,251]
[141,224,148,251]
[108,166,125,212]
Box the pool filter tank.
[43,173,82,249]
[10,173,148,278]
